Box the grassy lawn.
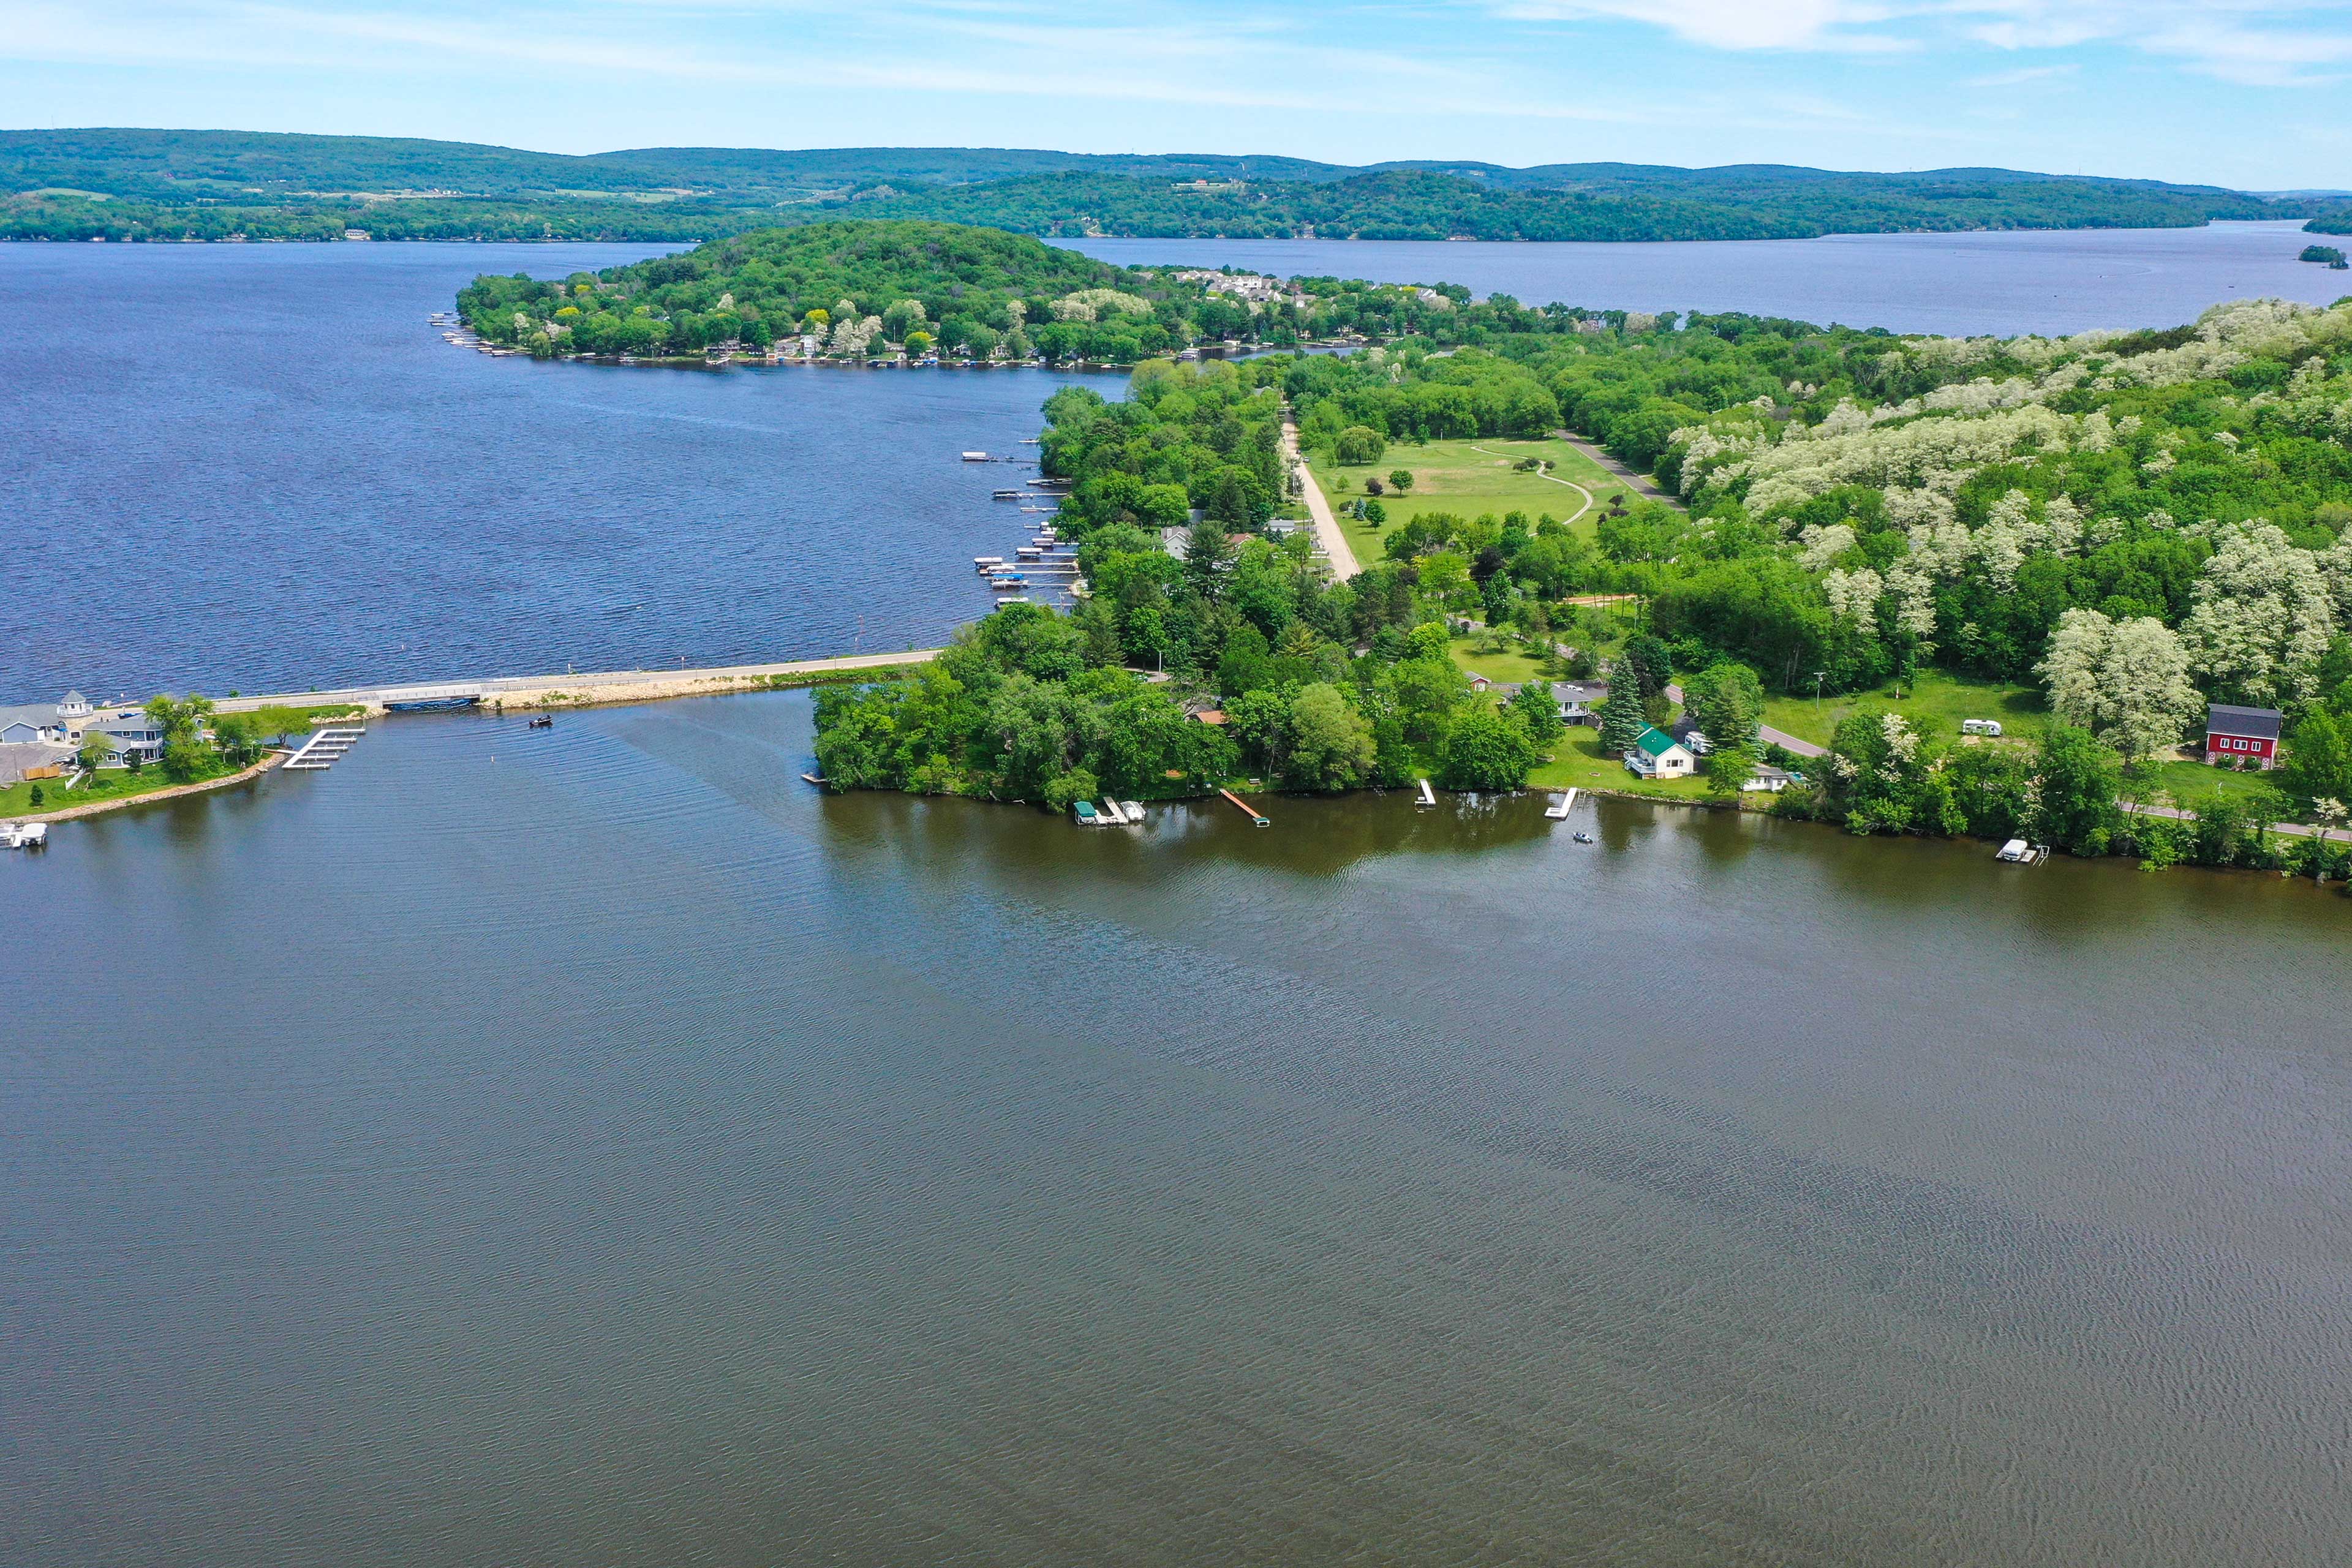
[0,764,239,816]
[2146,757,2279,809]
[1527,726,1717,802]
[1447,635,1556,690]
[1758,669,2048,750]
[1310,437,1626,559]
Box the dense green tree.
[1286,683,1377,790]
[2034,726,2123,856]
[1438,709,1537,791]
[1599,657,1646,755]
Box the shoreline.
[17,752,283,824]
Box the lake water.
[1066,221,2349,337]
[7,695,2351,1566]
[0,241,1106,701]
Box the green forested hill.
[3,127,2341,244]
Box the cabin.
[1742,764,1794,794]
[2204,703,2283,768]
[1624,725,1697,778]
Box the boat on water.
[1073,800,1101,825]
[974,556,1005,571]
[1572,831,1596,845]
[385,695,481,714]
[1,821,49,850]
[989,574,1028,589]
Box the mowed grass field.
[1758,669,2048,750]
[1308,437,1630,559]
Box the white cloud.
[1499,0,2352,84]
[1966,62,2078,85]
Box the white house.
[1624,725,1697,778]
[1742,764,1795,793]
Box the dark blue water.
[1066,221,2346,336]
[1,241,1110,700]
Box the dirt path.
[1469,444,1594,525]
[1281,418,1362,580]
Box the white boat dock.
[283,725,365,771]
[1417,780,1437,808]
[1,820,48,850]
[1545,788,1579,820]
[1996,839,2048,864]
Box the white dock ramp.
[284,725,366,772]
[1416,780,1437,808]
[1545,787,1580,820]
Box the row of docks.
[974,475,1084,605]
[283,725,366,771]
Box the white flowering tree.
[2180,522,2339,707]
[2038,609,2204,766]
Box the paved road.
[1556,431,1681,507]
[1469,443,1593,525]
[1663,682,1827,759]
[1283,418,1362,580]
[217,647,943,714]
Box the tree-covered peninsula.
[816,293,2352,878]
[456,220,1270,362]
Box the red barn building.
[2204,703,2283,769]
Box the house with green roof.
[1624,725,1697,780]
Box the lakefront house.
[1624,726,1698,778]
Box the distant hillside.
[2,128,2342,244]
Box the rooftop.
[2207,703,2283,741]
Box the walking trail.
[1469,444,1593,526]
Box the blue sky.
[7,0,2352,188]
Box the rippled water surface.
[7,696,2351,1567]
[1066,221,2346,336]
[1,241,1109,699]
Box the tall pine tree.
[1600,656,1647,756]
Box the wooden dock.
[1221,788,1269,826]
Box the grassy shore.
[1308,437,1625,559]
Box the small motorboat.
[527,715,554,729]
[1572,831,1596,845]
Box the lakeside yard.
[1307,437,1626,558]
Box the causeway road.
[218,648,943,717]
[1283,419,1362,580]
